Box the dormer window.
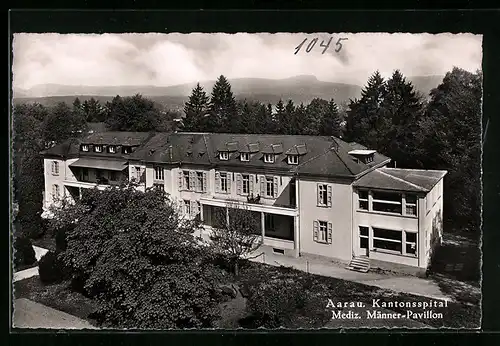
[122,146,131,154]
[81,144,89,152]
[94,145,103,153]
[219,151,229,161]
[264,153,275,163]
[240,152,249,162]
[108,145,116,153]
[287,155,299,165]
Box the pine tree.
[274,100,286,134]
[237,100,257,134]
[379,70,424,167]
[305,98,329,135]
[291,103,307,135]
[182,83,210,132]
[209,75,238,133]
[345,71,386,147]
[319,99,343,137]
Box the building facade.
[41,131,446,273]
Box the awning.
[69,158,128,171]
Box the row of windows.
[219,152,299,165]
[359,226,417,256]
[179,170,208,193]
[81,144,132,154]
[358,190,417,216]
[215,172,279,198]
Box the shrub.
[245,280,306,328]
[55,225,70,252]
[13,236,36,269]
[38,251,67,284]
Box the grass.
[31,235,56,252]
[13,276,98,325]
[14,261,38,272]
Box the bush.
[13,236,36,269]
[38,251,67,284]
[55,226,69,252]
[245,280,306,328]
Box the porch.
[199,197,299,257]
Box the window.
[153,182,164,191]
[287,155,299,165]
[184,200,191,215]
[313,220,332,244]
[240,153,249,162]
[183,171,190,190]
[154,166,164,181]
[373,228,402,253]
[135,167,141,181]
[406,232,417,256]
[405,194,417,216]
[372,191,402,214]
[108,146,116,153]
[358,190,368,210]
[264,153,274,163]
[264,214,276,232]
[265,177,274,197]
[317,184,332,207]
[194,201,202,220]
[94,145,103,153]
[219,172,229,193]
[196,172,204,192]
[123,146,131,154]
[51,161,59,175]
[52,184,60,199]
[359,226,369,249]
[242,174,250,194]
[219,151,229,160]
[81,168,89,181]
[81,144,89,152]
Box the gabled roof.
[353,168,447,193]
[81,132,152,146]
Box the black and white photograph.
[11,32,482,330]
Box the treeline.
[181,75,344,137]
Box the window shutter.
[327,222,333,244]
[273,176,279,198]
[227,173,232,193]
[215,172,220,193]
[260,176,265,196]
[178,171,183,190]
[317,183,322,206]
[327,185,332,207]
[249,175,255,194]
[313,221,319,242]
[236,173,242,195]
[202,172,208,192]
[189,171,196,190]
[190,200,196,216]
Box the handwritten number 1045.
[295,37,348,55]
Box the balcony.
[200,196,298,217]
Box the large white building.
[41,131,446,274]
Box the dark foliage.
[13,236,36,269]
[38,251,68,284]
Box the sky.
[12,32,482,91]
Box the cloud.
[12,32,482,91]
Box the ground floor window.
[264,214,276,232]
[372,227,402,253]
[359,226,369,249]
[405,231,417,255]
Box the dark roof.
[87,122,108,133]
[40,138,81,158]
[81,132,152,146]
[353,168,447,192]
[285,144,308,155]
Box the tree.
[237,100,258,134]
[318,99,343,137]
[419,68,482,230]
[290,103,307,135]
[82,98,107,122]
[209,203,262,276]
[52,186,223,328]
[379,70,425,167]
[105,94,161,132]
[209,75,238,133]
[345,70,386,147]
[305,98,329,135]
[182,83,210,132]
[43,102,88,146]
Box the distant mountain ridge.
[13,75,443,109]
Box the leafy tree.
[105,94,162,132]
[43,102,88,146]
[82,98,107,122]
[182,83,210,132]
[318,99,343,137]
[52,186,223,328]
[209,203,262,276]
[419,68,482,230]
[345,71,386,147]
[209,75,238,133]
